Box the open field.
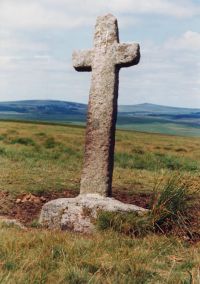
[117,120,200,137]
[0,121,200,283]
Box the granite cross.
[73,14,140,197]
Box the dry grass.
[0,225,200,283]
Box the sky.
[0,0,200,107]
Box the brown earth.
[0,189,199,243]
[0,189,151,225]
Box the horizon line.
[0,99,199,110]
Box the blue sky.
[0,0,200,107]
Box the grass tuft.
[64,269,90,284]
[150,175,188,228]
[97,174,190,237]
[10,137,36,146]
[44,137,57,149]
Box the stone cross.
[73,14,140,197]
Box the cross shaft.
[73,14,140,196]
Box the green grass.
[97,175,193,239]
[0,227,199,283]
[118,121,200,137]
[115,152,199,171]
[0,121,199,283]
[10,137,36,146]
[0,120,199,196]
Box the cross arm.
[72,49,93,72]
[115,43,140,68]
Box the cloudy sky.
[0,0,200,107]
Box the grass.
[115,151,199,171]
[0,120,199,283]
[0,120,199,196]
[118,121,200,137]
[0,122,84,195]
[97,175,192,238]
[0,227,199,283]
[10,137,36,146]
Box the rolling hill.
[0,100,200,136]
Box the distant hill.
[119,103,200,114]
[0,100,200,137]
[119,103,200,122]
[0,100,86,115]
[0,100,199,115]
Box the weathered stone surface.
[73,14,140,197]
[39,194,147,233]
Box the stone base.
[39,194,147,233]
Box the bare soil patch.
[0,188,151,225]
[0,188,199,243]
[9,190,78,224]
[113,188,151,208]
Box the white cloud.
[0,54,79,102]
[165,31,200,50]
[0,1,93,30]
[117,38,200,107]
[0,55,71,74]
[0,37,48,55]
[108,0,199,18]
[0,0,199,31]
